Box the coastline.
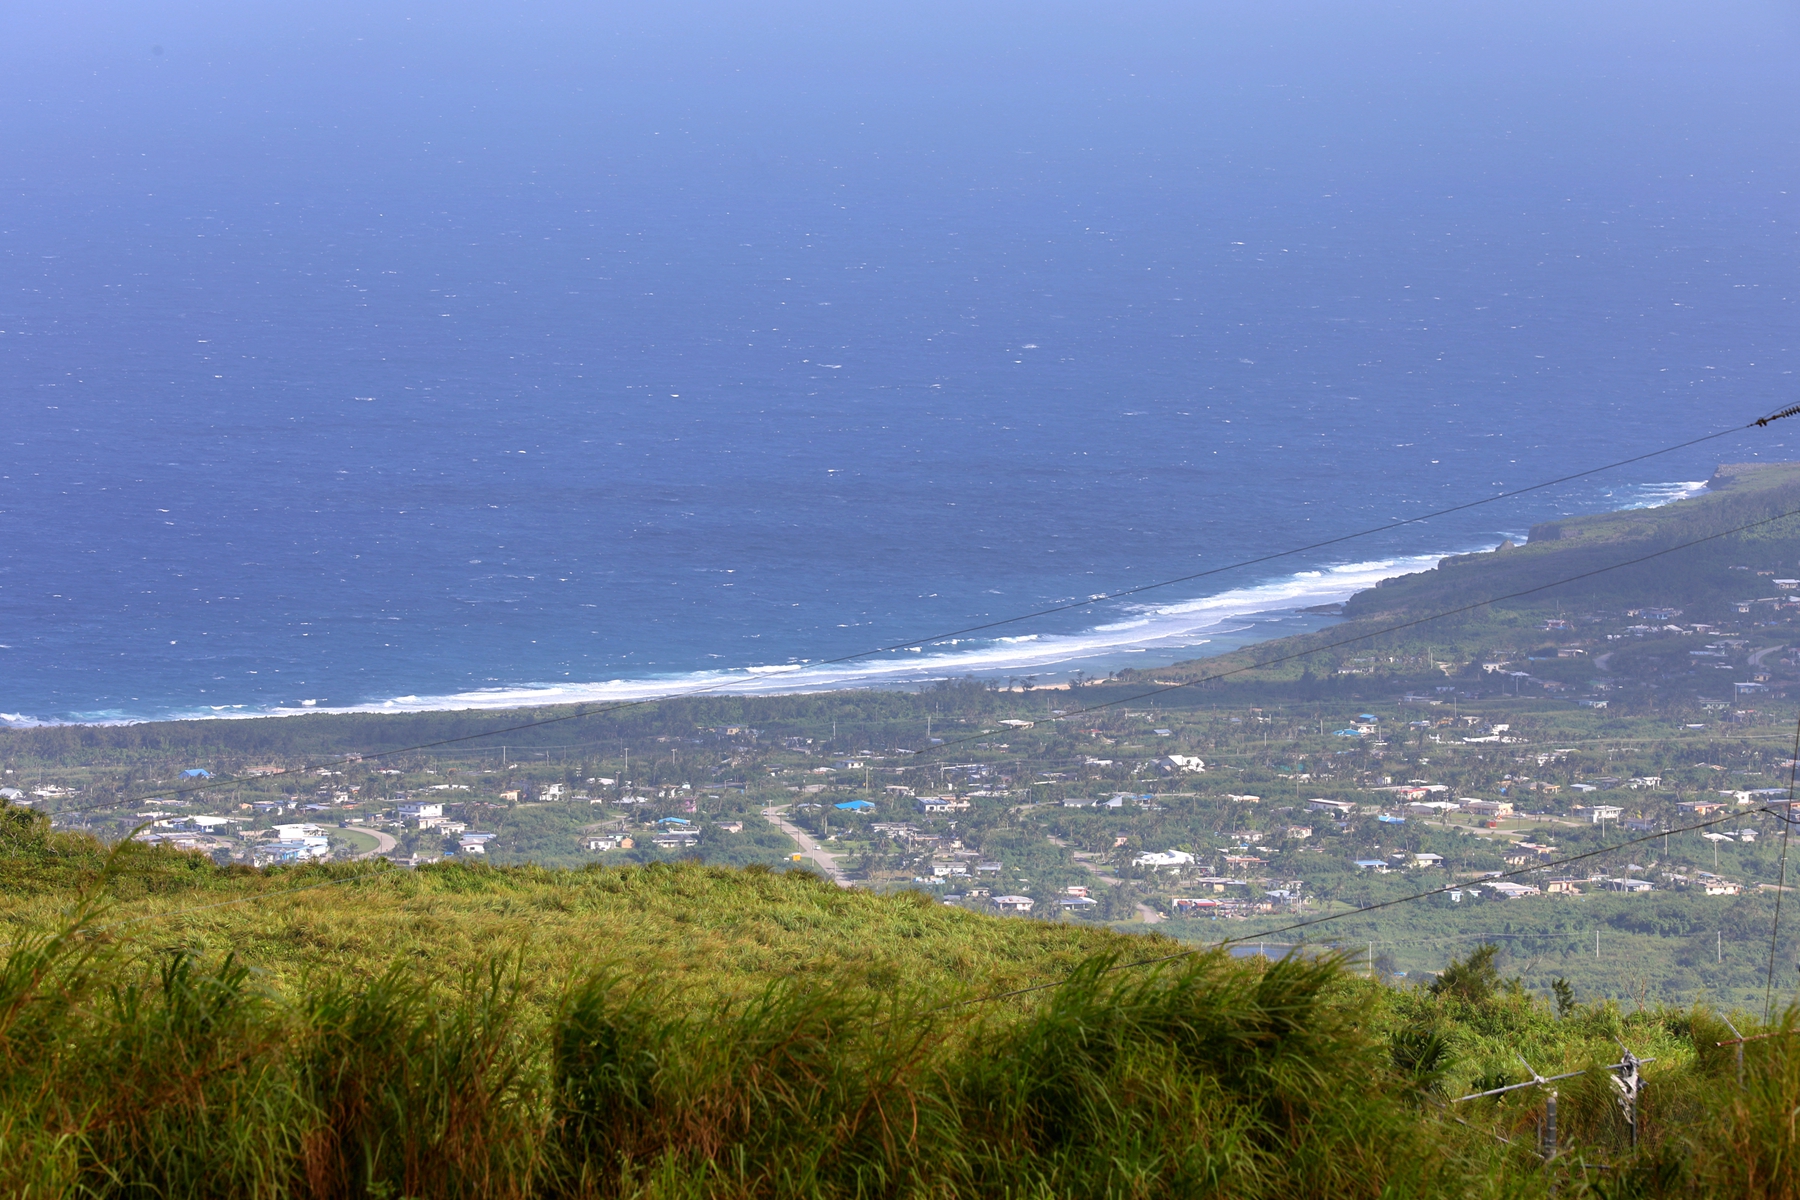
[2,481,1712,730]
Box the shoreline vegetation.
[11,465,1800,1193]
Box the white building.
[270,822,328,840]
[1574,804,1625,824]
[253,837,329,865]
[993,895,1035,913]
[1132,849,1197,869]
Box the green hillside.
[4,809,1800,1198]
[1125,461,1800,693]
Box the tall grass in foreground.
[0,896,1471,1198]
[550,952,1452,1198]
[4,820,1800,1198]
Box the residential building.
[252,837,329,866]
[1574,804,1625,824]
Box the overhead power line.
[906,497,1800,765]
[933,807,1756,1014]
[1767,729,1800,1022]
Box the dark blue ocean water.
[3,1,1798,724]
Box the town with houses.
[8,580,1800,999]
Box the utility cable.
[43,408,1798,823]
[931,808,1752,1014]
[1765,713,1800,1021]
[902,498,1800,765]
[778,422,1758,662]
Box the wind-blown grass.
[6,812,1800,1197]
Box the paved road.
[762,806,854,888]
[1069,848,1165,922]
[352,827,399,858]
[1750,644,1785,668]
[1069,851,1124,886]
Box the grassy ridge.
[8,810,1800,1196]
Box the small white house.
[1574,804,1625,824]
[993,895,1035,913]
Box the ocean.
[2,0,1797,726]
